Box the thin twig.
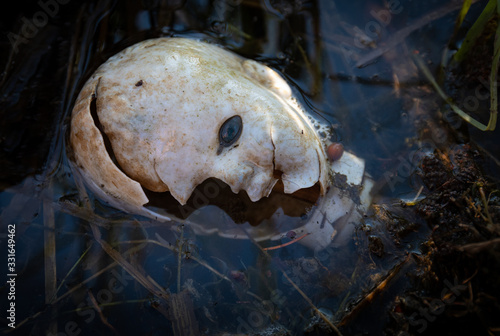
[281,268,343,336]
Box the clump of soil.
[386,144,500,336]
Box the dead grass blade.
[167,290,200,336]
[13,236,149,331]
[43,194,57,336]
[89,222,169,300]
[339,254,412,327]
[120,236,233,283]
[55,240,150,303]
[50,243,93,302]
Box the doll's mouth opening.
[143,177,321,226]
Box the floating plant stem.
[49,243,93,303]
[451,0,497,66]
[439,0,473,78]
[455,0,474,33]
[414,53,497,131]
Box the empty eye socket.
[219,115,243,148]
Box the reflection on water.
[1,0,495,335]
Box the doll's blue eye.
[218,115,242,154]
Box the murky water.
[1,1,497,335]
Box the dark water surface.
[1,0,498,335]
